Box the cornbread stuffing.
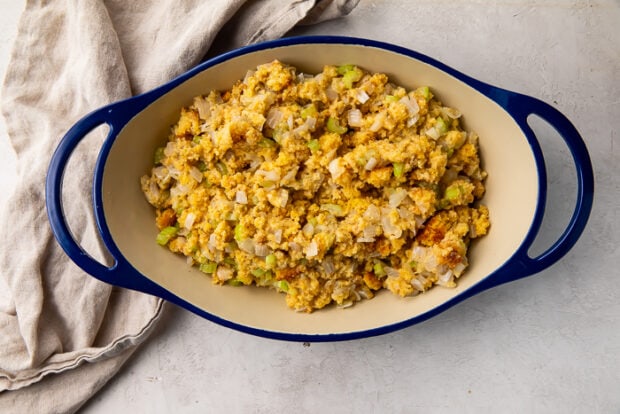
[141,60,490,312]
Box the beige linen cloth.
[0,0,358,412]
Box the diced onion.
[328,158,345,180]
[306,241,318,258]
[364,157,378,171]
[235,190,248,204]
[356,90,370,104]
[189,166,203,183]
[193,97,211,120]
[369,112,385,132]
[322,257,335,275]
[254,243,270,257]
[425,127,440,140]
[265,108,283,129]
[274,229,283,244]
[184,212,196,230]
[216,266,233,281]
[384,266,400,278]
[442,107,462,119]
[399,96,420,115]
[388,188,408,208]
[347,109,363,127]
[326,86,338,100]
[364,204,381,221]
[238,238,256,254]
[302,223,315,238]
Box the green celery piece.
[199,262,217,274]
[156,226,178,246]
[336,64,356,75]
[215,161,228,175]
[393,162,405,178]
[153,147,165,165]
[307,139,320,152]
[300,104,318,120]
[373,261,386,277]
[416,86,431,100]
[258,137,277,148]
[326,117,347,134]
[435,117,449,135]
[276,280,289,292]
[265,253,277,269]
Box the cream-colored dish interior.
[101,43,539,336]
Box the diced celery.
[300,103,317,120]
[228,279,243,286]
[445,185,462,201]
[199,261,217,274]
[416,86,431,100]
[258,138,277,148]
[393,162,405,178]
[342,68,363,89]
[153,147,165,165]
[373,261,386,277]
[197,160,207,172]
[336,64,356,75]
[326,117,347,134]
[385,95,399,103]
[156,226,178,246]
[251,268,266,277]
[223,257,237,268]
[265,253,277,269]
[193,135,201,144]
[435,117,449,135]
[307,139,320,152]
[234,223,244,241]
[215,161,228,175]
[276,280,289,292]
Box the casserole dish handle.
[46,101,142,290]
[484,91,594,289]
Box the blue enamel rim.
[46,35,594,342]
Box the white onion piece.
[384,266,400,278]
[388,188,408,208]
[184,212,196,229]
[189,166,203,183]
[328,158,345,180]
[302,222,315,238]
[274,229,283,244]
[399,96,420,115]
[425,127,440,140]
[306,241,318,258]
[326,86,338,100]
[163,141,176,157]
[322,257,335,275]
[265,108,283,129]
[364,157,378,171]
[238,238,255,255]
[216,266,233,281]
[369,112,385,132]
[347,109,363,127]
[411,278,425,291]
[255,169,280,182]
[356,90,370,104]
[193,97,211,120]
[235,190,248,204]
[254,243,270,257]
[442,107,462,119]
[364,204,381,221]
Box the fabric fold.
[0,0,358,412]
